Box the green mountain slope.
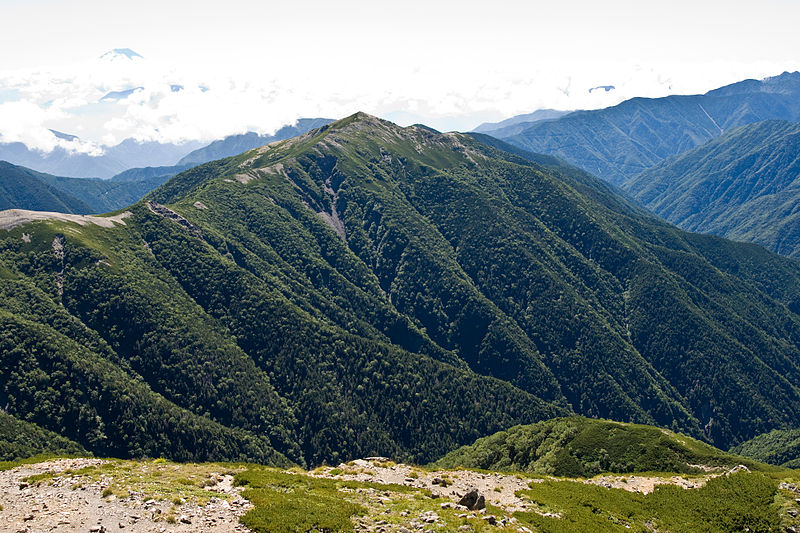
[3,114,800,465]
[733,428,800,468]
[433,416,765,476]
[623,120,800,257]
[177,118,334,166]
[0,411,87,461]
[0,160,178,214]
[0,161,93,213]
[495,72,800,184]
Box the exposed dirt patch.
[585,473,708,494]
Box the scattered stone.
[458,488,486,511]
[781,482,800,493]
[420,511,439,523]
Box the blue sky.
[0,0,798,150]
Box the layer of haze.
[1,0,798,151]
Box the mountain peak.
[99,48,143,61]
[49,130,79,142]
[334,111,386,128]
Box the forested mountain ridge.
[0,160,180,214]
[3,113,800,466]
[434,416,768,476]
[733,427,800,468]
[624,120,800,257]
[494,72,800,184]
[0,161,93,213]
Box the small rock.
[420,511,439,523]
[180,515,191,524]
[483,515,497,525]
[788,509,799,517]
[458,488,486,511]
[23,514,34,521]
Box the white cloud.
[0,43,796,151]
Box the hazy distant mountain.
[177,118,334,166]
[472,109,571,135]
[102,118,337,187]
[99,48,143,61]
[109,164,193,182]
[0,119,331,180]
[624,120,800,257]
[494,72,800,184]
[100,87,144,101]
[0,137,203,179]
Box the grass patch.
[515,472,781,532]
[235,468,366,532]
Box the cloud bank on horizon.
[1,0,798,153]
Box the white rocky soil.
[0,459,251,533]
[0,457,735,533]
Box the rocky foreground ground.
[0,457,778,533]
[0,458,251,533]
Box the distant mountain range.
[472,109,571,135]
[624,120,800,257]
[0,119,334,182]
[490,72,800,184]
[0,138,203,179]
[176,118,334,166]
